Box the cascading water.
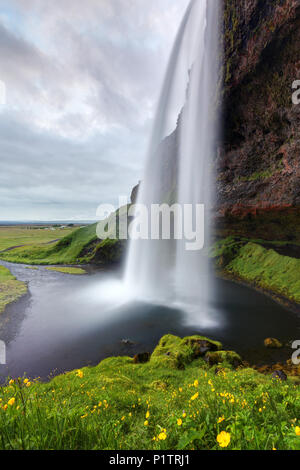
[125,0,221,322]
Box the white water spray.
[125,0,221,320]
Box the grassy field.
[0,222,125,266]
[0,334,299,450]
[0,265,27,313]
[0,226,76,252]
[212,237,300,304]
[0,224,97,265]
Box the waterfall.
[125,0,221,320]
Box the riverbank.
[0,333,299,451]
[212,237,300,310]
[0,266,27,314]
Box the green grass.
[0,334,299,450]
[212,238,300,304]
[0,265,27,313]
[0,226,76,252]
[45,267,87,275]
[0,224,98,265]
[0,207,129,267]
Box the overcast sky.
[0,0,189,221]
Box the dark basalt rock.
[192,340,218,358]
[121,339,135,346]
[217,0,300,242]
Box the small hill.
[0,206,129,266]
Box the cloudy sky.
[0,0,189,221]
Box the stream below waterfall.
[0,260,299,384]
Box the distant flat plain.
[0,225,77,252]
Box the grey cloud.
[0,0,189,220]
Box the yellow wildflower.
[23,378,29,384]
[217,431,231,448]
[177,419,183,426]
[76,370,84,379]
[144,420,149,426]
[218,416,225,424]
[9,379,14,386]
[194,380,199,387]
[295,427,300,436]
[158,432,167,441]
[146,410,150,419]
[7,397,15,406]
[191,392,199,401]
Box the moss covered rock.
[206,350,242,369]
[150,334,222,370]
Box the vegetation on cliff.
[0,334,299,450]
[212,238,300,304]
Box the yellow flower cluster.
[217,431,231,448]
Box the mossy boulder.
[206,350,242,369]
[150,334,222,370]
[264,338,283,349]
[181,335,222,356]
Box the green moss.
[213,240,300,303]
[0,265,27,313]
[206,350,242,368]
[150,334,222,370]
[210,236,245,267]
[45,267,87,275]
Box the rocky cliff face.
[218,0,300,241]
